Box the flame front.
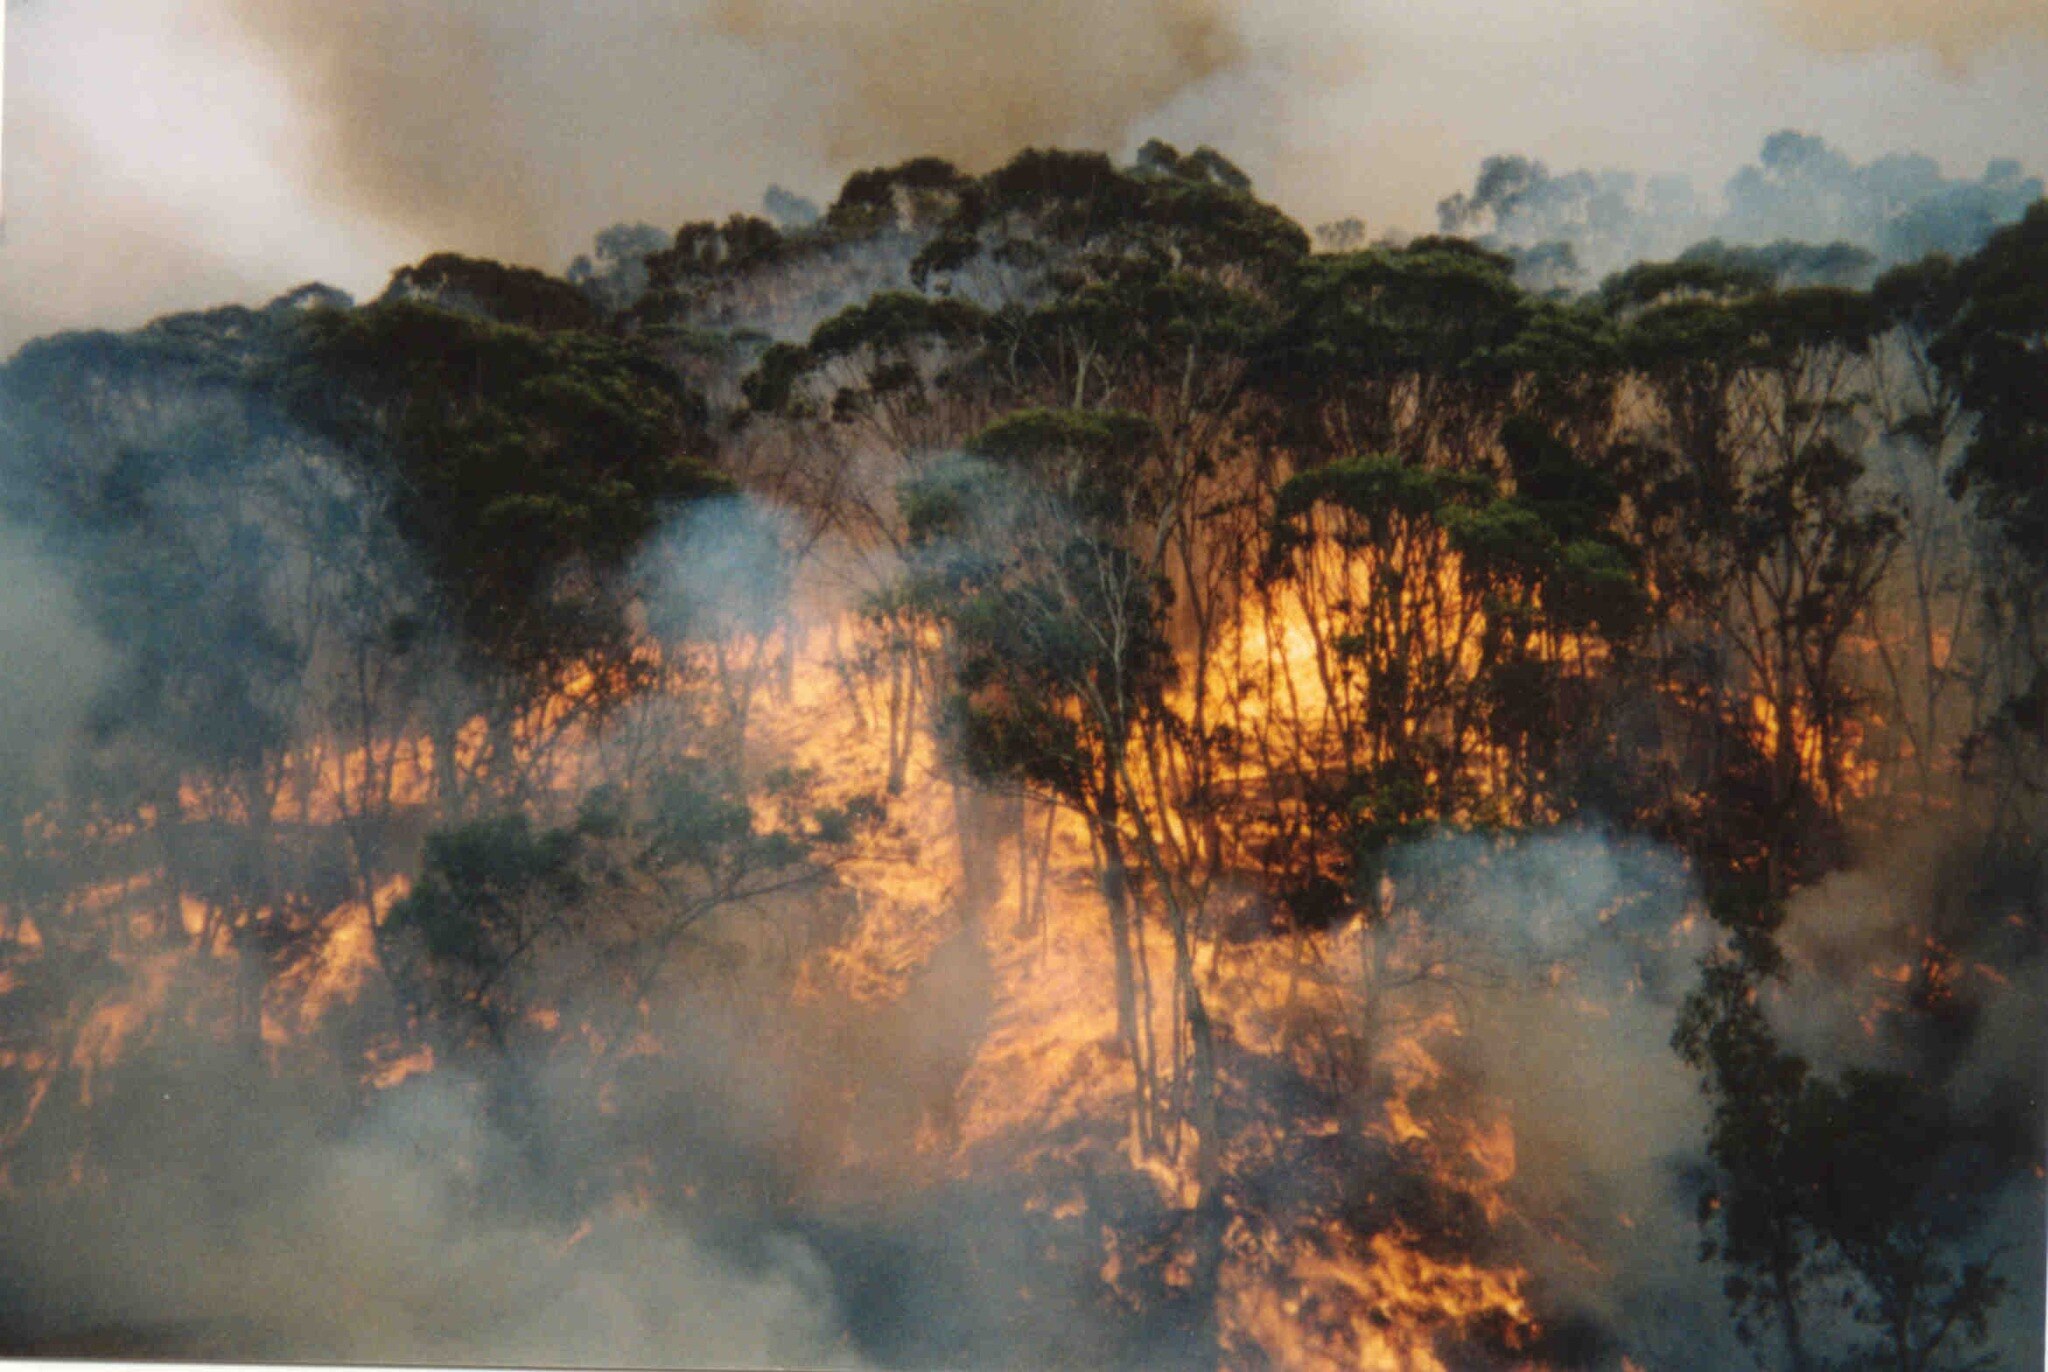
[0,561,1570,1364]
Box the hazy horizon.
[2,0,2044,351]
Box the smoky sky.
[219,0,1254,258]
[2,0,2046,350]
[1759,0,2048,65]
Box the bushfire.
[0,137,2042,1371]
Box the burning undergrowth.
[0,143,2043,1370]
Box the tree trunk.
[1095,781,1152,1153]
[1772,1236,1812,1372]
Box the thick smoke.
[1765,836,2048,1360]
[221,0,1252,265]
[0,1,402,351]
[1382,825,2044,1368]
[0,316,872,1366]
[1378,830,1738,1367]
[0,523,110,803]
[707,0,1243,168]
[0,1074,863,1366]
[0,416,1115,1363]
[199,0,2048,274]
[1,9,2044,1364]
[218,0,803,264]
[11,1,2048,353]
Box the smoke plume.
[707,0,1242,167]
[221,0,1252,265]
[10,0,2048,354]
[0,1070,864,1365]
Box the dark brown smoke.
[224,2,533,253]
[222,0,1249,266]
[706,0,1244,165]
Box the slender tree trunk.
[1184,979,1225,1372]
[1772,1237,1812,1372]
[1095,777,1151,1153]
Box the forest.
[0,132,2042,1370]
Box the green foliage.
[1615,296,1761,387]
[910,144,1308,294]
[741,340,813,415]
[1254,239,1545,462]
[1601,256,1773,313]
[283,298,726,681]
[1275,453,1488,533]
[1344,765,1435,896]
[1493,299,1621,411]
[965,407,1161,524]
[385,765,821,1056]
[807,291,988,362]
[381,814,582,1046]
[1276,434,1644,638]
[902,414,1176,810]
[827,157,972,236]
[1872,252,1963,340]
[645,215,789,290]
[384,253,603,332]
[1677,948,2013,1371]
[1741,284,1881,360]
[897,459,988,548]
[568,222,671,313]
[1498,412,1619,540]
[1937,202,2048,571]
[1277,239,1529,379]
[1133,139,1252,193]
[1678,238,1878,290]
[0,289,363,792]
[966,407,1156,465]
[394,815,581,965]
[743,292,989,422]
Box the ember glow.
[0,73,2044,1372]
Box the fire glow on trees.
[0,140,2041,1369]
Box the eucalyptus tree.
[282,286,725,810]
[1610,267,1898,899]
[1933,203,2048,784]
